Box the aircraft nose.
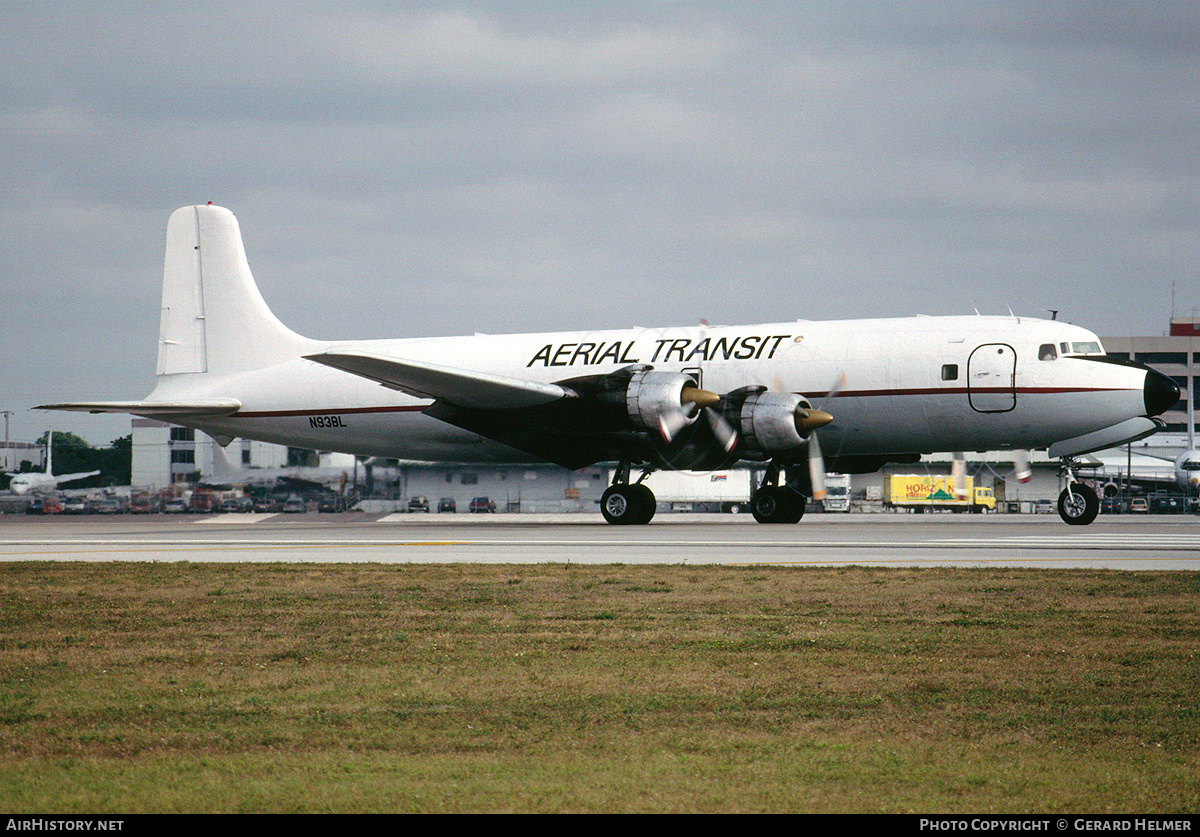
[1143,368,1180,416]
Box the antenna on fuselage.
[1046,309,1058,320]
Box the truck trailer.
[883,474,996,514]
[614,469,753,513]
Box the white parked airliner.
[42,204,1179,525]
[5,431,100,495]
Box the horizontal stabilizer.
[38,399,242,417]
[305,351,571,410]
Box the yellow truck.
[882,474,996,514]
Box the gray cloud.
[2,1,1197,446]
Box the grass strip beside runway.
[0,562,1197,813]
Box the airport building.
[0,442,45,473]
[1100,317,1198,436]
[131,419,289,493]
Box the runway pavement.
[2,511,1199,569]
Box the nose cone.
[1144,368,1180,416]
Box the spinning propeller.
[804,373,844,500]
[656,372,839,501]
[657,385,723,444]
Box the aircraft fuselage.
[153,315,1154,464]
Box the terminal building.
[1100,318,1198,437]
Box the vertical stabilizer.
[157,205,315,377]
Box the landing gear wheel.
[784,493,806,524]
[751,486,805,524]
[629,483,656,525]
[1058,484,1099,526]
[601,484,656,525]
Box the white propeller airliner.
[42,204,1179,525]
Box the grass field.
[0,561,1197,813]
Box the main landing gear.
[601,460,811,525]
[1057,457,1099,526]
[601,462,657,525]
[749,460,806,524]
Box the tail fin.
[158,204,314,376]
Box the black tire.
[601,485,655,525]
[783,491,806,523]
[751,486,805,524]
[1058,484,1099,526]
[629,483,656,525]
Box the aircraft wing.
[37,400,242,417]
[304,351,572,410]
[57,471,101,484]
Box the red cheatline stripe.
[233,405,429,418]
[231,386,1134,417]
[804,386,1130,398]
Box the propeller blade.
[951,453,968,499]
[808,432,827,501]
[1013,450,1032,484]
[705,407,739,453]
[824,372,847,399]
[658,411,687,443]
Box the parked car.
[62,496,91,515]
[162,497,188,514]
[1100,497,1123,514]
[282,496,307,513]
[438,497,456,513]
[318,495,346,513]
[25,497,46,515]
[469,496,496,513]
[1129,498,1149,513]
[1034,499,1055,514]
[129,496,160,514]
[1151,496,1184,514]
[253,496,283,513]
[94,498,123,515]
[408,496,430,513]
[220,496,253,513]
[189,491,219,514]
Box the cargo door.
[968,343,1016,413]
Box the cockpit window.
[1039,344,1057,361]
[1056,340,1105,357]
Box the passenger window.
[1039,344,1057,361]
[941,364,958,381]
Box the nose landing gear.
[1057,458,1099,526]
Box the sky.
[3,1,1198,447]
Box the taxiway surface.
[2,512,1198,569]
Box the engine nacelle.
[624,368,701,436]
[738,391,811,453]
